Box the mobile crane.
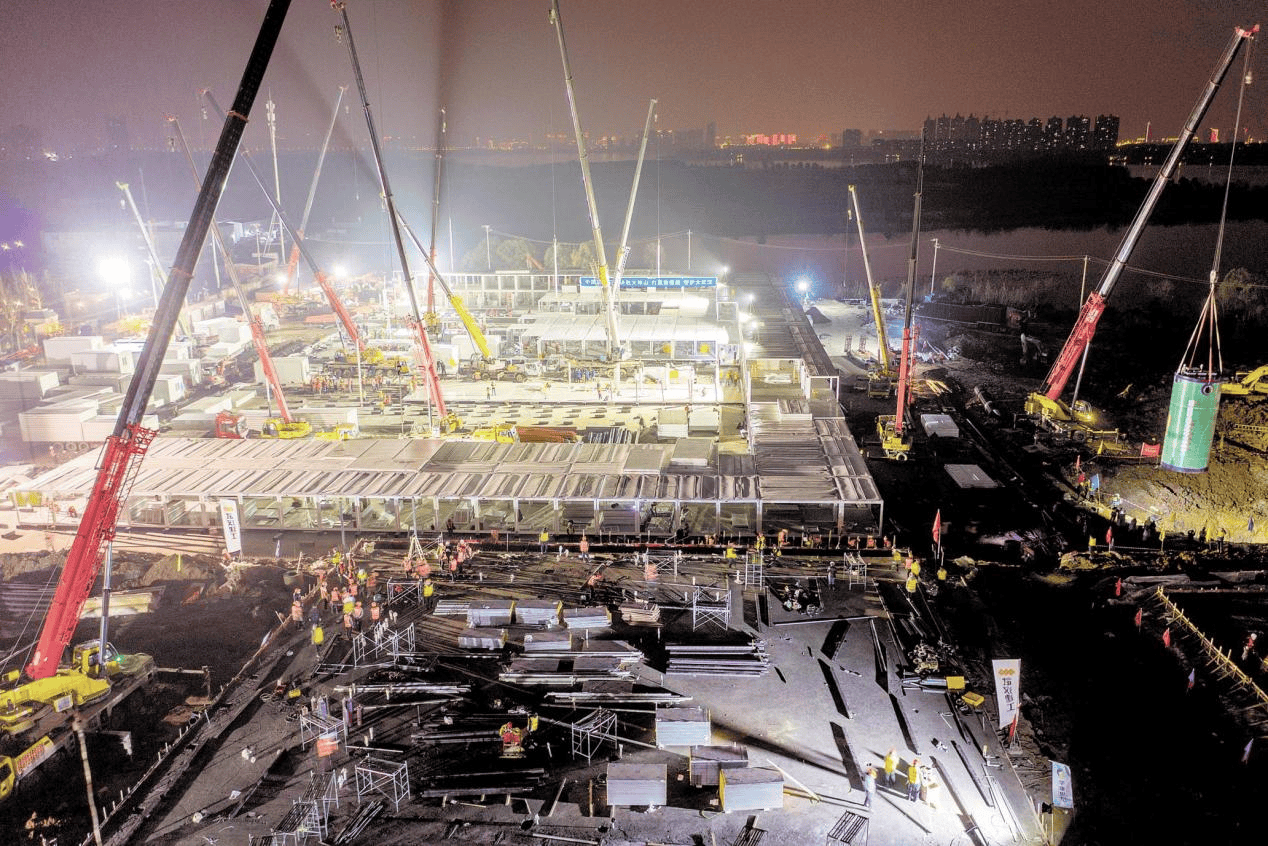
[3,0,290,802]
[848,185,896,398]
[877,146,925,460]
[1024,25,1258,435]
[169,116,310,439]
[549,0,623,361]
[334,1,456,433]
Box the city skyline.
[1,1,1265,155]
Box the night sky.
[2,0,1266,151]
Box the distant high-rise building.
[1065,115,1091,150]
[841,128,862,148]
[1092,114,1120,150]
[1043,116,1064,151]
[705,121,717,149]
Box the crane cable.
[1178,36,1256,380]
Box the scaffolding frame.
[354,756,411,812]
[385,577,424,606]
[646,550,682,578]
[843,552,869,590]
[353,622,416,665]
[692,585,732,631]
[570,708,618,763]
[743,551,765,590]
[299,710,347,752]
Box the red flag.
[932,510,942,545]
[1114,577,1122,597]
[1134,607,1143,628]
[1162,628,1172,647]
[1187,668,1195,690]
[1074,454,1082,472]
[1106,527,1114,547]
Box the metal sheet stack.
[523,630,572,652]
[458,627,507,650]
[432,599,470,617]
[665,641,770,677]
[689,745,749,787]
[654,705,711,747]
[516,599,561,627]
[467,600,515,627]
[606,763,667,808]
[718,767,783,812]
[562,606,611,629]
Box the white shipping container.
[159,358,202,386]
[0,370,60,399]
[70,348,135,374]
[68,373,131,392]
[153,375,186,405]
[43,335,103,364]
[254,355,309,386]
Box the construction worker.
[905,573,919,594]
[883,748,899,786]
[422,578,435,613]
[578,534,591,561]
[907,758,922,802]
[539,529,550,554]
[936,563,947,583]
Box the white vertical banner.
[1051,761,1074,809]
[219,498,242,555]
[992,658,1021,730]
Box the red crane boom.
[1039,25,1256,404]
[27,0,292,680]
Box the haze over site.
[3,0,1267,154]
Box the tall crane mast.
[612,99,657,287]
[169,117,295,425]
[894,144,925,437]
[26,0,291,680]
[426,107,446,317]
[333,1,452,430]
[1031,25,1257,420]
[203,90,365,354]
[549,0,621,359]
[284,86,346,294]
[115,181,194,339]
[848,185,894,383]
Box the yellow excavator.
[1220,365,1268,399]
[2,642,155,801]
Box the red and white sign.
[993,658,1021,730]
[219,499,242,555]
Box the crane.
[425,107,446,319]
[549,0,622,360]
[115,181,194,339]
[203,90,366,356]
[1025,25,1257,431]
[398,212,493,361]
[168,117,309,439]
[877,145,925,459]
[24,0,290,682]
[334,1,455,432]
[848,185,895,398]
[283,86,346,294]
[612,99,658,287]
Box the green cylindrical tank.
[1160,372,1221,473]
